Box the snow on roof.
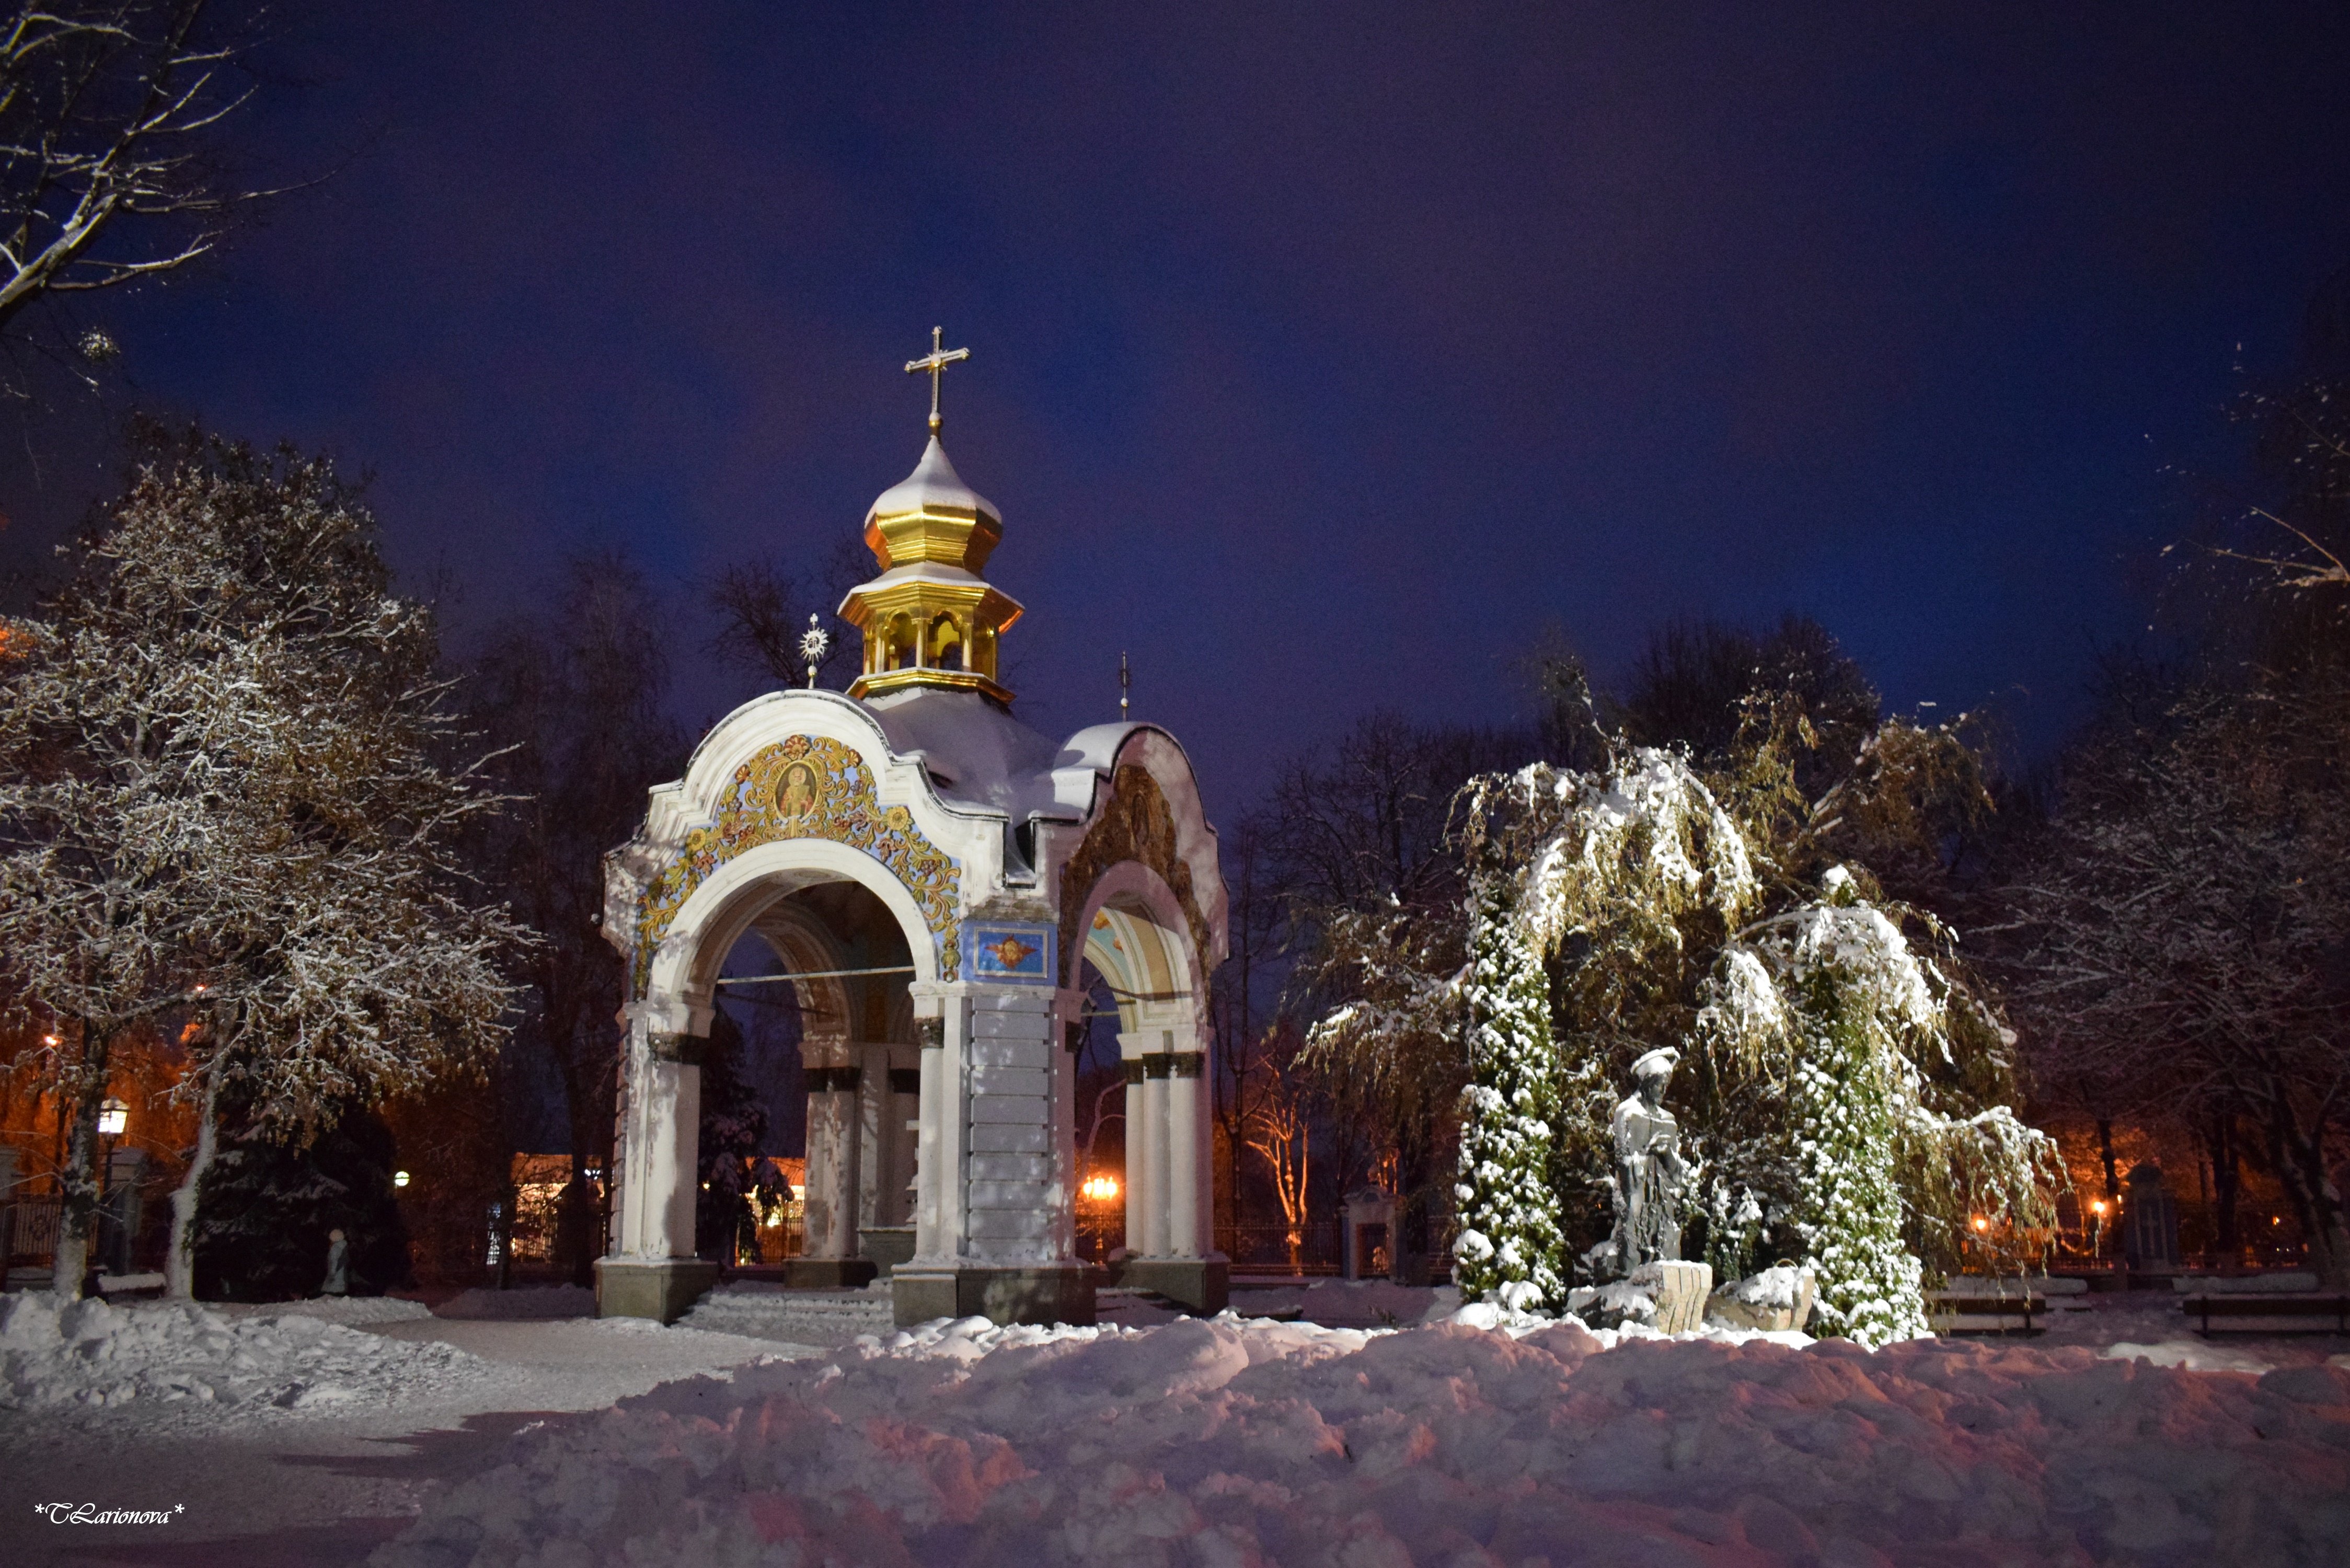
[862,687,1083,825]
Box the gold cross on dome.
[904,326,970,433]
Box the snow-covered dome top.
[862,433,1002,575]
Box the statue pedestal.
[1632,1260,1713,1334]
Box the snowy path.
[0,1304,809,1567]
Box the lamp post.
[95,1097,128,1279]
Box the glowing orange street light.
[1971,1215,1989,1233]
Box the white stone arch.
[641,836,942,1036]
[1068,858,1212,1268]
[614,836,943,1282]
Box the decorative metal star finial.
[800,613,831,689]
[904,326,970,433]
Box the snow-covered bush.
[1450,873,1564,1311]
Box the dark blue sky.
[6,1,2347,813]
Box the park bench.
[2181,1293,2350,1336]
[1927,1288,2045,1334]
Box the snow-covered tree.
[1697,868,2055,1345]
[1450,868,1564,1310]
[0,435,526,1297]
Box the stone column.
[801,1034,859,1261]
[1122,1037,1165,1259]
[616,1028,701,1260]
[596,1019,719,1323]
[1167,1048,1202,1260]
[856,1039,893,1232]
[908,987,966,1265]
[912,1013,946,1256]
[1113,1019,1227,1315]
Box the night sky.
[5,2,2348,813]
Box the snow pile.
[1563,1273,1660,1327]
[374,1313,2350,1566]
[1722,1262,1808,1310]
[435,1284,596,1320]
[254,1295,435,1327]
[2104,1340,2276,1375]
[1225,1279,1455,1329]
[0,1290,485,1416]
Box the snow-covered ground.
[1,1290,489,1422]
[0,1291,798,1566]
[3,1284,2345,1566]
[372,1305,2350,1566]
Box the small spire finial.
[800,613,830,690]
[904,325,970,434]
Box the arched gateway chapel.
[595,334,1228,1328]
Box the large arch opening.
[1070,871,1211,1272]
[623,843,938,1289]
[697,879,920,1276]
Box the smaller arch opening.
[929,612,964,670]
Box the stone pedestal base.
[1706,1269,1816,1333]
[1120,1256,1229,1316]
[857,1226,917,1276]
[595,1256,720,1323]
[1639,1260,1713,1334]
[784,1257,879,1289]
[892,1264,1096,1328]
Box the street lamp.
[393,1170,411,1189]
[98,1097,128,1137]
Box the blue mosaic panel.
[966,923,1055,985]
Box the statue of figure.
[321,1227,350,1297]
[1609,1047,1688,1270]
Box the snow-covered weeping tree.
[1475,733,2057,1347]
[0,435,527,1297]
[1695,867,2057,1345]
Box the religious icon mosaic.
[633,734,962,992]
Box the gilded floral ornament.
[632,735,961,992]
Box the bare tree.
[1240,1024,1315,1274]
[469,551,685,1283]
[706,541,866,692]
[1990,676,2350,1287]
[1,2,273,358]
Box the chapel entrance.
[708,878,920,1282]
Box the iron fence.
[3,1196,62,1266]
